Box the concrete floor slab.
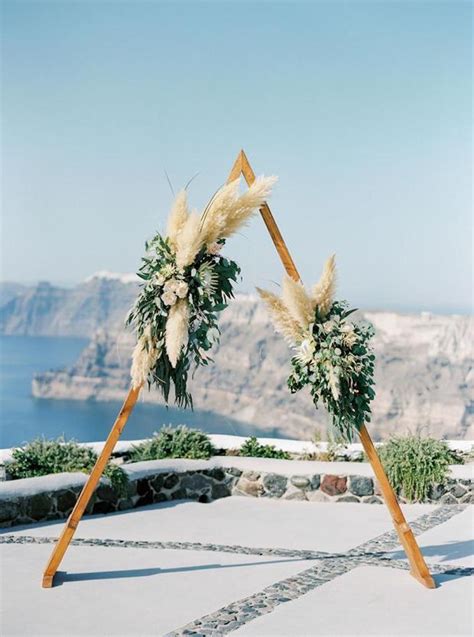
[1,500,471,636]
[4,498,437,553]
[1,543,314,636]
[233,565,474,636]
[385,506,474,568]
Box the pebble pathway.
[0,504,471,636]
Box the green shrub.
[239,437,290,459]
[129,426,215,462]
[7,437,128,496]
[379,435,452,502]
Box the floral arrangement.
[127,175,276,407]
[257,256,375,441]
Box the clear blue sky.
[2,1,472,313]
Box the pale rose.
[164,278,179,293]
[207,242,222,255]
[162,290,177,306]
[175,280,189,299]
[322,320,335,333]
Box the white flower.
[207,242,222,255]
[198,263,218,295]
[322,320,335,334]
[164,278,179,293]
[160,263,176,279]
[162,290,177,306]
[295,337,316,365]
[154,273,165,286]
[342,329,358,347]
[175,280,189,299]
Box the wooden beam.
[359,425,435,588]
[42,385,142,587]
[239,150,300,281]
[238,150,435,589]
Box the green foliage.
[126,235,240,408]
[7,438,128,496]
[288,301,375,442]
[379,435,452,502]
[239,437,290,459]
[129,426,215,461]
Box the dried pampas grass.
[199,178,241,246]
[219,175,277,240]
[327,363,340,401]
[312,255,336,318]
[165,298,190,367]
[200,176,277,247]
[282,274,314,329]
[169,175,276,268]
[166,191,189,250]
[175,212,203,269]
[257,255,337,346]
[256,287,304,346]
[131,327,160,388]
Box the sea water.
[0,335,275,449]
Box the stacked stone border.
[0,461,472,528]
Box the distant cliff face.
[0,275,137,337]
[11,275,472,441]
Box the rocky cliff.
[8,276,470,441]
[0,273,137,337]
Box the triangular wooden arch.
[42,150,435,589]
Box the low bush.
[239,436,290,459]
[7,437,128,495]
[129,426,215,462]
[379,435,452,502]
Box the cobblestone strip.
[348,504,466,557]
[166,556,359,636]
[167,505,470,636]
[0,534,328,560]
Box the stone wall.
[0,459,472,528]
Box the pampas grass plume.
[199,178,241,246]
[220,175,277,239]
[256,287,304,345]
[175,212,203,269]
[166,190,189,250]
[281,274,314,328]
[131,327,159,388]
[200,176,276,246]
[312,254,336,317]
[165,298,190,367]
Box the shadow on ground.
[55,556,310,585]
[388,539,474,562]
